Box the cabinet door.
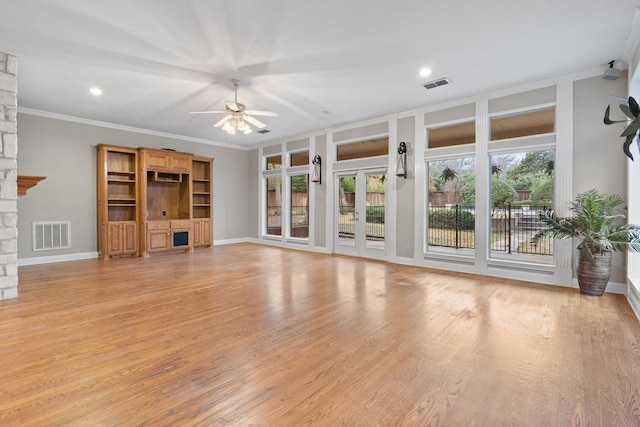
[170,154,191,172]
[146,152,170,170]
[148,230,170,252]
[107,223,124,254]
[201,220,211,245]
[193,220,202,245]
[193,219,212,246]
[122,223,137,253]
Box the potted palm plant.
[532,189,640,296]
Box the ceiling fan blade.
[189,110,227,114]
[244,109,279,117]
[244,115,266,129]
[213,116,231,128]
[226,101,239,111]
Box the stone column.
[0,52,18,300]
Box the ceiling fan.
[190,79,278,135]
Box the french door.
[334,169,386,259]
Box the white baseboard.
[627,280,640,321]
[393,256,416,266]
[213,237,251,245]
[18,251,99,266]
[604,280,627,295]
[252,237,331,254]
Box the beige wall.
[573,73,628,283]
[17,113,251,260]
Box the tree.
[491,176,518,207]
[366,175,385,193]
[511,175,532,191]
[440,166,458,183]
[291,175,308,192]
[458,174,518,207]
[506,150,554,180]
[529,175,553,206]
[339,176,354,212]
[460,174,476,206]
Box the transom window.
[428,121,475,149]
[266,155,282,170]
[490,108,555,141]
[290,151,309,167]
[336,137,388,161]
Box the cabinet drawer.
[147,220,170,231]
[170,220,191,229]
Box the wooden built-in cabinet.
[107,222,137,255]
[97,144,213,259]
[191,156,213,247]
[97,145,139,259]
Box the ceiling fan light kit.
[190,79,278,136]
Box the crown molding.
[17,107,251,151]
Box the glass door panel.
[335,170,386,259]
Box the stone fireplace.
[0,52,18,300]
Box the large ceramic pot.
[576,252,612,296]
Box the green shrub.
[429,207,474,230]
[366,206,385,223]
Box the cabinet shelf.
[108,170,135,174]
[108,198,136,203]
[108,178,136,183]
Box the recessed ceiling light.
[89,87,102,96]
[419,67,432,77]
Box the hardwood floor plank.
[1,243,640,425]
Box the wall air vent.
[33,221,71,251]
[423,77,452,90]
[258,129,271,134]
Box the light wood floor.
[2,243,640,426]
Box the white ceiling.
[0,0,638,148]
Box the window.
[266,155,282,170]
[290,174,309,238]
[426,157,476,255]
[489,149,554,263]
[265,177,282,236]
[290,151,309,167]
[490,108,555,141]
[336,137,388,161]
[428,121,475,149]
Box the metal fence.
[267,205,310,237]
[365,205,385,241]
[428,204,553,255]
[290,205,309,227]
[490,204,552,255]
[428,205,475,249]
[338,206,355,239]
[267,205,282,229]
[337,205,385,241]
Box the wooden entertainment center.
[97,144,213,260]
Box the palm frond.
[535,190,640,257]
[532,210,578,244]
[605,104,628,123]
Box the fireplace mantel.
[17,175,46,196]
